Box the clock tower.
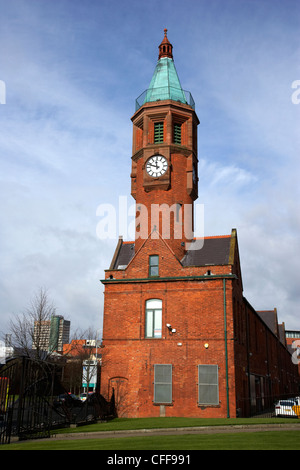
[100,31,299,420]
[131,29,199,259]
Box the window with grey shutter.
[154,364,172,403]
[198,365,219,405]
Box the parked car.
[275,397,300,417]
[54,393,82,407]
[79,392,95,402]
[79,393,87,402]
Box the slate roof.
[112,241,135,270]
[111,236,232,270]
[257,310,278,336]
[181,237,231,267]
[256,309,287,345]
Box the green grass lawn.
[52,416,300,434]
[2,431,300,450]
[1,417,300,450]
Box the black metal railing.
[0,356,115,444]
[135,87,195,111]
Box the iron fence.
[0,356,115,444]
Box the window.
[173,123,181,144]
[176,203,182,223]
[286,331,300,339]
[145,299,162,338]
[149,255,159,277]
[154,122,164,143]
[154,364,172,403]
[198,365,219,405]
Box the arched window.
[145,299,162,338]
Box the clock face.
[146,155,168,177]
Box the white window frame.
[145,299,162,338]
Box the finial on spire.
[158,28,173,60]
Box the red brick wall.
[101,91,300,418]
[101,237,237,418]
[131,101,198,259]
[101,235,300,417]
[233,296,300,416]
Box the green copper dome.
[135,30,195,111]
[144,57,187,105]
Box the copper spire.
[158,28,173,59]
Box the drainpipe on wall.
[223,278,230,418]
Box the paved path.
[50,423,300,441]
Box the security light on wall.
[166,324,176,334]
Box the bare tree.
[7,288,105,396]
[8,287,57,360]
[69,327,102,393]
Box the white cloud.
[199,159,258,189]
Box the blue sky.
[0,0,299,336]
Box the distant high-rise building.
[33,315,70,353]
